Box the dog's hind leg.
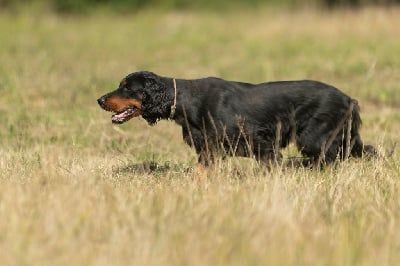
[300,125,377,166]
[350,135,378,159]
[347,99,378,159]
[297,119,343,166]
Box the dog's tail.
[349,100,378,159]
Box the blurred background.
[1,0,400,13]
[0,0,399,152]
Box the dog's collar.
[170,78,177,119]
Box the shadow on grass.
[113,161,188,175]
[111,155,378,176]
[112,157,312,176]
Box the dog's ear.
[140,72,173,125]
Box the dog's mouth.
[111,106,141,124]
[98,95,143,124]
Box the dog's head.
[97,71,173,125]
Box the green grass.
[0,7,400,266]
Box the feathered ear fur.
[140,72,174,125]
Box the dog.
[97,71,376,167]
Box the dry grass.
[0,7,400,266]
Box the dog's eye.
[122,87,129,93]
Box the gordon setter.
[97,71,376,167]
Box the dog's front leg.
[197,149,216,167]
[256,146,283,169]
[182,125,216,167]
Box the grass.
[0,6,400,266]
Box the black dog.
[97,71,376,167]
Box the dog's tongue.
[111,108,136,124]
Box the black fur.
[139,72,175,125]
[98,71,376,167]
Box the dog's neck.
[158,77,193,125]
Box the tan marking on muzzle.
[104,96,142,113]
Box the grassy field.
[1,7,400,265]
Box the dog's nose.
[97,97,106,107]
